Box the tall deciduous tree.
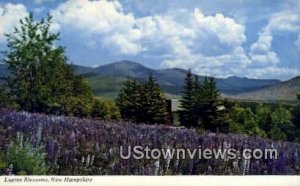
[2,13,93,114]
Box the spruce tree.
[179,69,200,128]
[116,79,141,122]
[142,74,168,124]
[196,77,222,132]
[117,75,168,124]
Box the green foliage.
[116,79,142,122]
[229,106,266,137]
[5,142,46,175]
[271,104,297,141]
[179,71,225,132]
[228,103,300,142]
[2,13,94,116]
[0,88,13,109]
[92,98,120,120]
[196,77,223,132]
[268,127,287,141]
[179,69,200,128]
[0,150,7,175]
[255,104,272,132]
[117,75,168,124]
[140,74,169,124]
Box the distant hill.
[226,76,300,101]
[74,60,281,99]
[1,61,291,99]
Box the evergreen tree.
[117,75,168,124]
[196,77,222,132]
[179,69,199,128]
[116,79,142,122]
[142,74,168,124]
[2,13,93,115]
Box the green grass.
[87,75,126,99]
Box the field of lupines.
[0,109,299,175]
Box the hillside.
[76,61,280,98]
[227,76,300,101]
[0,61,286,99]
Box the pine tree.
[179,69,200,128]
[116,79,142,122]
[142,74,168,124]
[196,77,222,132]
[117,75,168,124]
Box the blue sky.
[0,0,299,80]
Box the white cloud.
[248,10,300,78]
[51,0,140,54]
[51,0,135,33]
[0,3,28,42]
[52,1,246,56]
[249,33,279,66]
[250,11,300,65]
[51,0,298,79]
[193,9,245,46]
[245,66,300,80]
[266,11,300,32]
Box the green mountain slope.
[226,76,300,101]
[1,61,287,100]
[78,61,281,99]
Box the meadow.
[0,109,299,175]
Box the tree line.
[117,69,300,142]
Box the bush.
[92,98,120,120]
[5,142,46,175]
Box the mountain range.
[1,61,299,100]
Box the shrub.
[5,142,46,175]
[92,98,120,120]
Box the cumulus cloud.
[0,3,28,42]
[50,0,299,79]
[248,10,300,78]
[245,66,300,80]
[51,0,140,54]
[249,34,279,66]
[250,11,300,66]
[52,1,247,76]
